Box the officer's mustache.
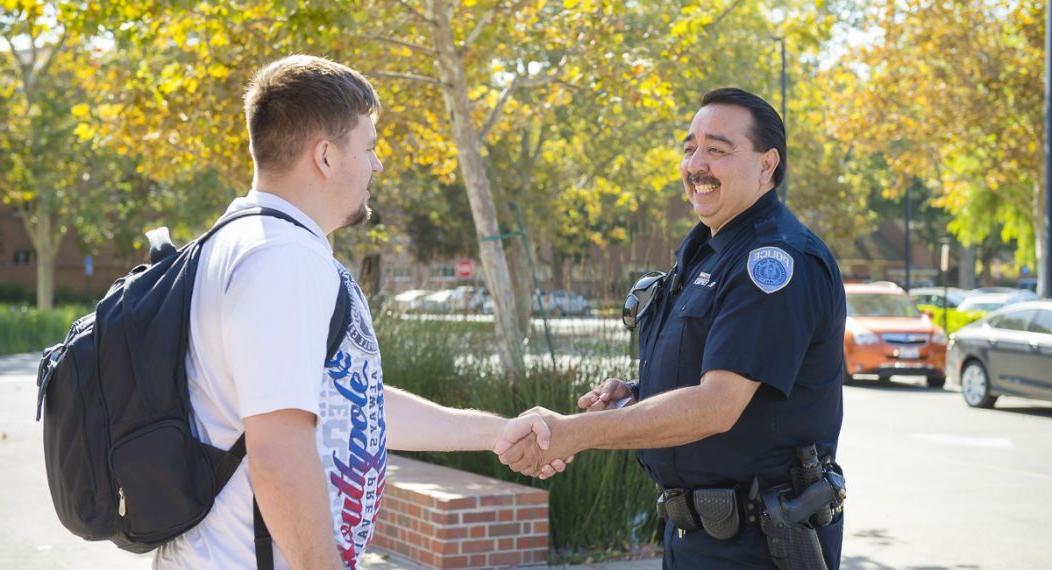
[687,172,721,189]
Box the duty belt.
[657,486,754,540]
[657,446,847,570]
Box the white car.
[957,290,1039,313]
[533,290,591,316]
[909,287,971,309]
[417,289,456,313]
[390,289,430,312]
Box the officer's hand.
[577,378,635,412]
[498,407,577,479]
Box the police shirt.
[636,189,846,490]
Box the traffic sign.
[454,258,475,279]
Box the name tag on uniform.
[693,272,717,288]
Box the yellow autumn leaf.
[73,122,96,141]
[71,103,90,119]
[207,64,230,79]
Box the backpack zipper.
[118,487,126,517]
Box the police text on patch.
[747,246,794,294]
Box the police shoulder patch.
[747,246,794,294]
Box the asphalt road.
[2,353,1050,569]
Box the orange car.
[843,282,947,388]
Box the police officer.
[499,88,847,569]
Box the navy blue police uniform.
[635,189,847,569]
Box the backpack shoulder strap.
[198,206,319,244]
[326,277,352,362]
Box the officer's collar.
[708,189,781,253]
[674,189,781,269]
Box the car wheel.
[926,375,946,389]
[961,360,997,408]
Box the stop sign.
[454,258,475,279]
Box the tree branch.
[357,34,435,56]
[367,70,444,86]
[395,0,436,25]
[479,75,520,142]
[711,0,744,29]
[479,56,569,142]
[462,1,499,48]
[0,29,22,72]
[35,29,67,81]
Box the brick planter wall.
[371,455,549,569]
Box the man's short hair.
[244,55,380,173]
[700,88,786,188]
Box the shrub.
[373,310,658,558]
[918,305,985,334]
[0,305,87,355]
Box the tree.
[72,0,876,375]
[0,1,156,308]
[828,0,1045,284]
[81,0,681,378]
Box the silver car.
[946,301,1052,408]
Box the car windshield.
[947,291,969,305]
[963,301,1005,312]
[847,293,920,318]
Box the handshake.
[490,378,636,479]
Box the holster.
[657,488,741,540]
[756,483,830,570]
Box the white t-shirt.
[155,191,387,570]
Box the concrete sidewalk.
[362,551,659,569]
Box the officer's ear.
[759,148,780,187]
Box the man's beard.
[343,204,371,228]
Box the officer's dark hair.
[700,87,787,188]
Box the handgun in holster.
[752,445,847,570]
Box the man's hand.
[493,412,570,479]
[577,378,635,412]
[497,407,579,479]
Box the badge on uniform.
[747,246,794,294]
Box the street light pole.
[1044,1,1052,298]
[778,36,789,204]
[905,184,912,290]
[940,238,951,333]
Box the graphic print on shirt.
[345,274,379,355]
[320,266,387,569]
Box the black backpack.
[35,207,350,563]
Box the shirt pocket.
[674,287,717,387]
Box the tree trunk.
[958,245,976,289]
[507,236,534,331]
[22,200,64,310]
[428,0,526,379]
[359,253,383,299]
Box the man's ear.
[313,139,333,177]
[759,148,780,186]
